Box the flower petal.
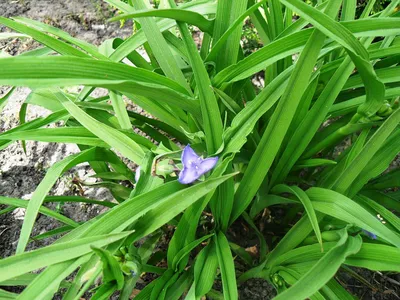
[362,229,377,240]
[198,157,218,175]
[181,145,200,165]
[135,166,141,183]
[178,167,200,184]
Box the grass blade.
[0,232,131,282]
[175,17,223,153]
[0,197,78,228]
[214,232,238,300]
[109,8,214,34]
[15,147,127,254]
[0,17,89,57]
[130,0,191,94]
[55,90,146,164]
[274,231,362,300]
[272,184,323,250]
[231,4,338,222]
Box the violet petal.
[178,145,218,184]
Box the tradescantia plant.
[0,0,399,298]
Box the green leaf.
[0,110,69,151]
[280,0,366,56]
[360,0,377,18]
[274,231,362,300]
[194,242,219,298]
[347,128,400,197]
[92,246,124,290]
[167,199,208,272]
[150,269,178,300]
[12,16,105,59]
[0,56,191,96]
[0,231,131,282]
[211,0,248,71]
[346,243,400,271]
[109,91,132,131]
[171,234,213,271]
[356,195,400,233]
[322,278,354,300]
[250,194,298,218]
[54,90,146,164]
[119,233,162,300]
[213,18,400,86]
[175,18,223,153]
[30,225,76,242]
[0,289,18,299]
[92,282,118,300]
[0,274,70,288]
[15,147,127,254]
[127,173,236,243]
[222,66,290,155]
[329,87,400,118]
[0,87,15,114]
[110,8,214,34]
[214,232,238,300]
[242,212,268,262]
[0,32,29,40]
[206,0,267,63]
[229,242,253,266]
[279,0,386,117]
[231,12,335,222]
[0,197,78,228]
[0,17,89,57]
[366,168,400,190]
[361,190,400,216]
[167,154,235,271]
[212,30,311,87]
[0,127,110,148]
[130,0,192,94]
[104,0,217,63]
[307,187,400,248]
[341,0,356,21]
[278,1,329,38]
[272,184,323,250]
[332,109,400,194]
[267,0,285,39]
[259,213,325,280]
[212,87,241,115]
[292,159,337,171]
[165,270,193,300]
[270,12,395,185]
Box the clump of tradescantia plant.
[0,0,399,299]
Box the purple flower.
[362,229,377,240]
[178,145,218,184]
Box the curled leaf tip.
[178,145,218,184]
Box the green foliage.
[0,0,399,299]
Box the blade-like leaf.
[274,231,362,300]
[0,232,131,282]
[15,147,127,254]
[272,184,323,249]
[110,8,214,34]
[55,90,146,164]
[307,187,400,248]
[214,232,238,300]
[231,13,335,222]
[0,17,89,57]
[0,197,78,228]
